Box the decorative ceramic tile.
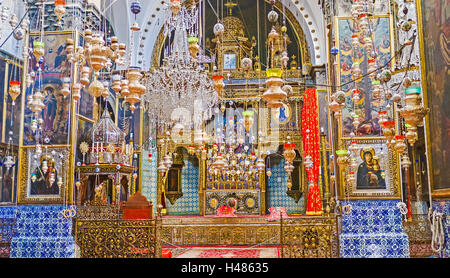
[166,159,199,215]
[0,206,17,218]
[141,150,158,207]
[340,200,403,234]
[340,233,410,258]
[9,205,75,258]
[339,200,410,258]
[267,158,304,214]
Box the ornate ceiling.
[102,0,327,70]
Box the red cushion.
[162,249,172,258]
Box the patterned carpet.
[166,246,280,258]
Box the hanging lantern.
[381,120,396,147]
[212,75,225,97]
[72,83,81,101]
[264,68,287,109]
[399,87,429,128]
[130,1,142,31]
[352,34,359,49]
[405,125,418,146]
[60,78,71,97]
[28,91,46,115]
[213,22,225,37]
[3,155,14,171]
[378,110,388,127]
[352,89,361,103]
[54,0,66,22]
[33,41,45,66]
[170,0,181,17]
[283,143,296,165]
[242,110,254,133]
[125,67,146,111]
[330,46,339,56]
[121,79,130,97]
[241,57,253,71]
[80,66,91,86]
[8,81,21,105]
[329,96,345,119]
[111,75,122,93]
[359,14,369,32]
[336,150,350,171]
[187,36,200,60]
[351,62,362,79]
[88,79,105,98]
[267,10,279,23]
[367,58,377,79]
[394,135,407,154]
[372,80,382,100]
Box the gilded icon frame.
[339,139,401,200]
[18,146,69,204]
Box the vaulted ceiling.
[103,0,327,70]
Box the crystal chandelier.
[142,6,218,126]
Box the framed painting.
[18,147,69,204]
[418,0,450,196]
[335,15,394,138]
[25,32,74,146]
[223,52,237,70]
[340,139,401,200]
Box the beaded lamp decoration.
[302,88,323,216]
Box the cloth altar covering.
[267,207,289,221]
[215,206,237,217]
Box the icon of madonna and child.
[356,147,387,190]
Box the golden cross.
[224,0,237,16]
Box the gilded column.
[67,30,79,204]
[16,32,29,204]
[1,60,10,142]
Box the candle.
[101,143,103,153]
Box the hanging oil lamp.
[351,62,362,80]
[283,142,296,165]
[33,41,45,67]
[264,68,287,109]
[187,36,200,60]
[399,87,428,128]
[130,1,142,31]
[394,135,407,154]
[125,67,146,111]
[80,66,90,86]
[72,83,81,101]
[381,120,396,146]
[242,110,254,134]
[405,124,418,146]
[8,80,21,105]
[170,0,182,17]
[88,79,104,98]
[54,0,66,24]
[336,149,350,171]
[212,74,225,97]
[60,78,71,97]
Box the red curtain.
[302,88,323,215]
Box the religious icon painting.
[335,15,393,138]
[340,139,401,200]
[223,53,237,70]
[18,147,69,204]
